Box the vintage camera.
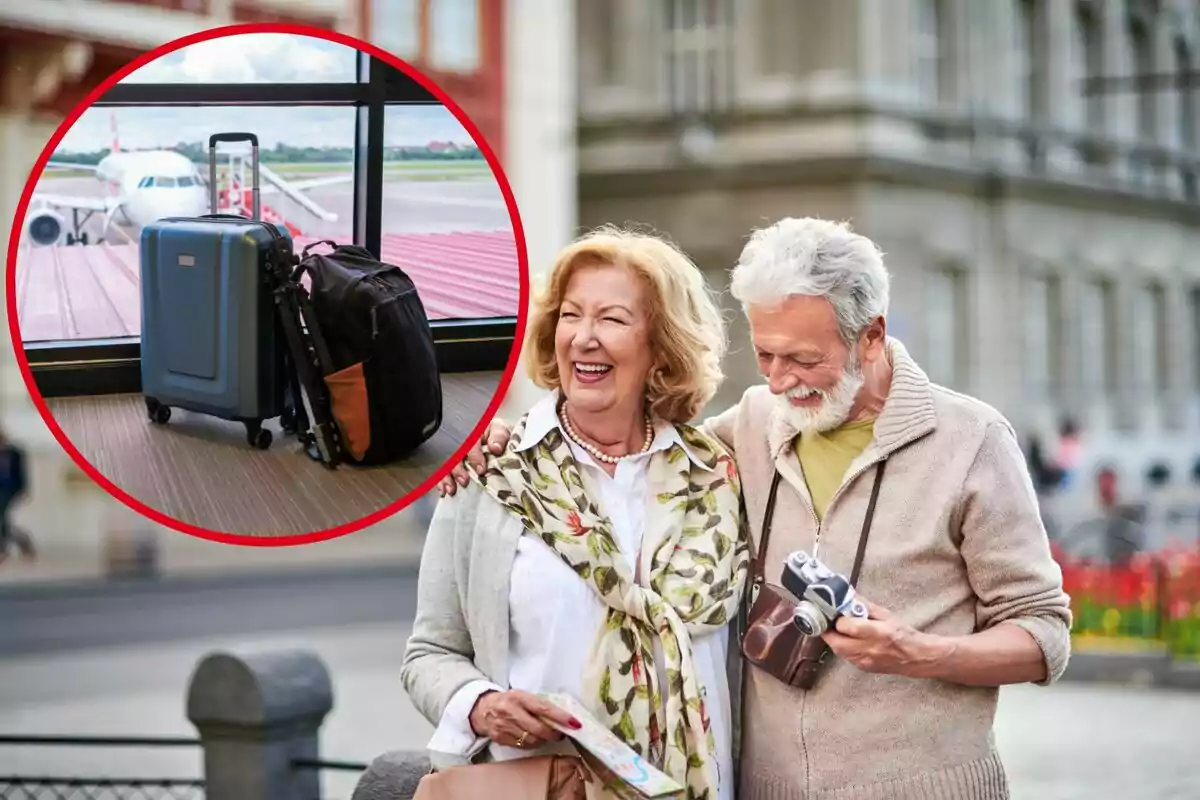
[780,550,869,636]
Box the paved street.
[1,571,1197,799]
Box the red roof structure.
[15,230,520,343]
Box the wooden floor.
[47,372,501,537]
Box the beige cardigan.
[704,338,1071,800]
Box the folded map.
[538,692,685,799]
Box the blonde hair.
[524,225,727,424]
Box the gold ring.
[516,731,529,748]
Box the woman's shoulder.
[430,478,524,545]
[672,422,735,468]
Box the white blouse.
[425,392,734,800]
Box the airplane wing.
[263,173,354,193]
[33,193,118,213]
[44,161,99,172]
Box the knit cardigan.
[703,338,1072,800]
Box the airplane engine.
[25,208,66,247]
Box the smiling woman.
[400,225,747,800]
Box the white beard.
[777,359,865,435]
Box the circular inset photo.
[7,24,527,543]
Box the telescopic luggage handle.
[208,132,260,220]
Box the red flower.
[631,652,642,684]
[718,454,737,486]
[566,511,591,536]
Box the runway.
[22,171,512,241]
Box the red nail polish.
[569,718,582,729]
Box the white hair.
[729,217,891,346]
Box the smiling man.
[441,216,1072,800]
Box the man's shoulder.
[926,382,1015,441]
[704,385,776,435]
[730,385,777,417]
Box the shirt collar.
[514,390,715,472]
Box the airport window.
[380,104,517,322]
[119,32,359,83]
[16,104,357,345]
[18,37,516,398]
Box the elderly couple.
[400,217,1072,800]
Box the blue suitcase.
[139,132,294,450]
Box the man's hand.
[820,598,948,679]
[437,417,514,497]
[468,689,582,749]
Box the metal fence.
[0,777,205,800]
[0,736,204,800]
[0,737,373,800]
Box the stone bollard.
[351,751,431,800]
[186,649,334,800]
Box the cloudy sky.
[56,33,475,152]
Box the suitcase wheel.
[281,405,297,435]
[146,398,171,425]
[245,421,272,450]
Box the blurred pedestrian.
[1054,417,1082,490]
[0,429,36,564]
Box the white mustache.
[785,385,826,401]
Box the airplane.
[23,114,353,247]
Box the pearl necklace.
[559,401,653,465]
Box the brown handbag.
[412,754,590,800]
[738,461,886,690]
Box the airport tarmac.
[13,171,520,343]
[21,170,511,244]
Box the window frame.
[22,51,518,399]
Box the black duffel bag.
[297,240,443,466]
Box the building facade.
[577,0,1200,514]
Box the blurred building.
[576,0,1200,511]
[0,0,576,560]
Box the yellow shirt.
[794,417,877,522]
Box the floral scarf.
[473,407,749,800]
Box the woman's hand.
[468,689,582,749]
[438,418,513,496]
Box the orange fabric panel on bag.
[324,362,371,461]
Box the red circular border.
[4,22,530,548]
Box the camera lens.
[793,603,828,636]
